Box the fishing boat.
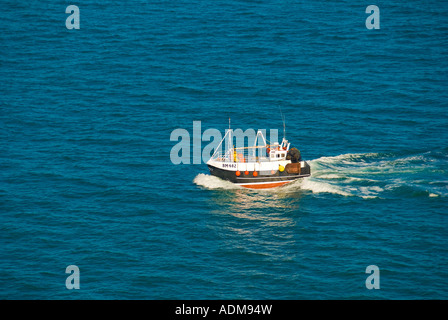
[206,126,311,189]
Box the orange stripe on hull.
[240,181,292,189]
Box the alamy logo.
[365,265,380,289]
[365,5,380,30]
[170,121,279,165]
[65,265,80,289]
[66,5,80,30]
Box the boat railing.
[211,147,270,163]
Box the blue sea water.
[1,0,447,299]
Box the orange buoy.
[271,170,275,175]
[244,170,249,175]
[236,170,241,176]
[253,171,258,177]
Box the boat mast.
[227,117,233,162]
[279,106,286,141]
[210,118,232,161]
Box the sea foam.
[194,151,446,199]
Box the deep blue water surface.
[1,1,448,299]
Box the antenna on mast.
[279,106,286,139]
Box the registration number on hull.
[222,163,237,169]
